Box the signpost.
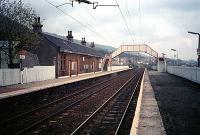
[18,50,26,84]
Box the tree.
[0,0,38,68]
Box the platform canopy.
[111,44,158,59]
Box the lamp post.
[19,53,25,84]
[162,53,167,72]
[188,31,200,67]
[162,53,166,58]
[171,49,178,66]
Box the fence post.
[20,67,24,84]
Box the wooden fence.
[0,66,55,86]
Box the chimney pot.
[67,30,73,41]
[81,37,86,45]
[32,16,43,33]
[90,42,95,48]
[38,17,40,23]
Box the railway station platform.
[130,70,166,135]
[131,70,200,135]
[0,68,129,99]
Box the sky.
[23,0,200,60]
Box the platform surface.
[0,68,129,99]
[130,70,166,135]
[148,71,200,135]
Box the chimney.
[81,37,86,46]
[90,42,95,48]
[66,31,73,41]
[32,17,43,33]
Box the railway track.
[0,69,137,135]
[1,73,118,124]
[71,69,144,135]
[0,72,112,121]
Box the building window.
[61,55,66,71]
[72,61,77,70]
[99,63,101,69]
[86,64,89,69]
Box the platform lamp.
[171,49,178,66]
[162,53,166,63]
[162,53,167,72]
[162,53,166,58]
[188,31,200,67]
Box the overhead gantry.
[111,44,158,59]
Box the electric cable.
[114,0,134,43]
[45,0,115,45]
[81,5,119,45]
[125,0,136,43]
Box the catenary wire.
[81,5,119,45]
[125,0,136,43]
[114,0,134,43]
[74,5,119,46]
[138,0,143,43]
[44,0,115,46]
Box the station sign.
[19,55,25,60]
[18,50,27,60]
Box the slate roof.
[43,33,104,58]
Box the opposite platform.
[131,70,200,135]
[0,68,129,99]
[149,71,200,135]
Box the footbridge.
[102,44,159,71]
[111,44,158,59]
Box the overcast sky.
[23,0,200,60]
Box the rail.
[0,69,135,135]
[70,69,144,134]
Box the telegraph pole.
[188,31,200,67]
